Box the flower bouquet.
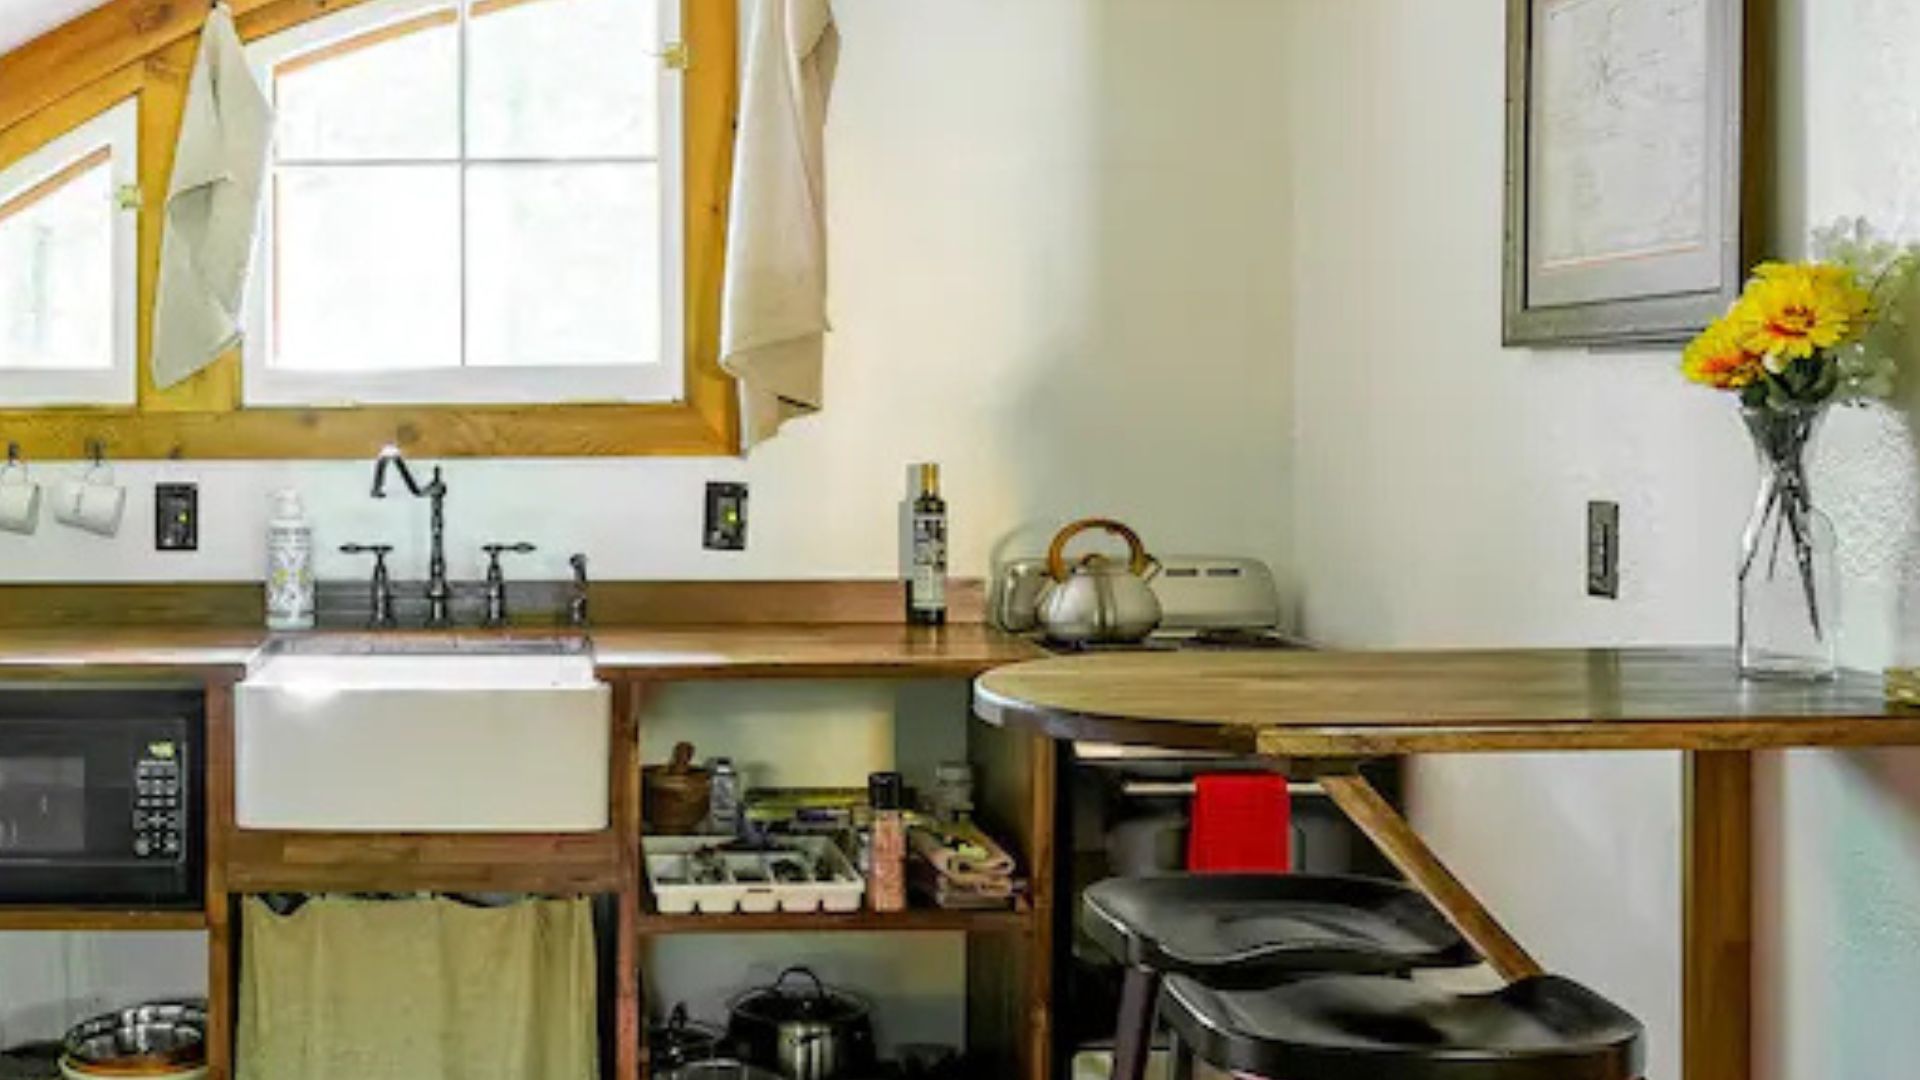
[1682,219,1920,679]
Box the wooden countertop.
[0,623,1043,682]
[974,647,1920,755]
[589,623,1044,679]
[0,626,265,681]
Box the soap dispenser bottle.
[266,489,316,631]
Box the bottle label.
[911,511,947,608]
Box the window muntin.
[244,0,683,407]
[0,97,138,406]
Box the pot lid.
[729,968,868,1025]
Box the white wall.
[0,933,206,1048]
[0,0,1297,1046]
[1756,3,1920,1077]
[1283,1,1920,1078]
[0,0,108,56]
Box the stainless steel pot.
[651,1003,725,1072]
[1036,518,1162,645]
[726,967,874,1080]
[63,1002,206,1072]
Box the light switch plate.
[705,482,747,551]
[1588,500,1619,599]
[156,483,198,552]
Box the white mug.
[0,461,39,535]
[52,465,126,537]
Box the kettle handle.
[1045,518,1154,582]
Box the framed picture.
[1503,0,1767,347]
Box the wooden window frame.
[0,0,739,458]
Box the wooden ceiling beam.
[0,0,364,135]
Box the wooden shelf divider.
[0,908,208,932]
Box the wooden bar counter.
[975,646,1920,1080]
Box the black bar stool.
[1159,971,1646,1080]
[1083,874,1476,1080]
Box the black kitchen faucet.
[371,445,451,628]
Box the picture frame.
[1502,0,1768,348]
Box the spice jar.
[867,772,907,913]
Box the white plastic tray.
[645,835,866,915]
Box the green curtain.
[238,896,598,1080]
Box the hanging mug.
[0,452,40,535]
[52,460,126,537]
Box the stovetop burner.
[1044,638,1181,655]
[1175,628,1303,650]
[1038,628,1301,654]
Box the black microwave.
[0,688,204,908]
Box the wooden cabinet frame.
[0,0,740,458]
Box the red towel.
[1187,773,1291,873]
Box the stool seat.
[1161,973,1645,1080]
[1084,874,1474,986]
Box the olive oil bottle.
[906,463,948,625]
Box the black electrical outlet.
[1587,500,1619,599]
[156,483,198,552]
[705,482,748,551]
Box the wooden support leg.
[1025,732,1058,1080]
[1684,751,1752,1080]
[204,682,235,1080]
[1320,773,1545,983]
[614,682,647,1080]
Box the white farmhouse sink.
[236,642,611,832]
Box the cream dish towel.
[721,0,840,448]
[238,897,598,1080]
[151,1,273,390]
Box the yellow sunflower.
[1682,318,1766,390]
[1732,261,1873,361]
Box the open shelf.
[0,907,208,932]
[636,900,1031,935]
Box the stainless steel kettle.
[1036,518,1162,645]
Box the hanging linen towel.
[237,896,598,1080]
[150,1,273,390]
[720,0,840,448]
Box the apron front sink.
[235,647,611,833]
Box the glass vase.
[1737,403,1839,681]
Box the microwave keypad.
[132,757,184,859]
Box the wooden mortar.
[643,741,712,834]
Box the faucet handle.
[567,554,590,630]
[481,543,536,629]
[483,542,537,579]
[340,543,397,629]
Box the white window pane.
[466,163,659,368]
[274,166,462,371]
[275,10,459,161]
[468,0,658,159]
[0,151,113,371]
